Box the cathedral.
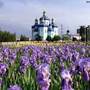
[32,11,59,40]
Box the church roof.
[52,24,58,28]
[40,16,50,20]
[32,24,49,28]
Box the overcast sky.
[0,0,90,37]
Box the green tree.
[46,35,52,41]
[77,26,86,41]
[52,35,61,41]
[35,34,42,41]
[20,35,29,41]
[0,30,16,42]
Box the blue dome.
[40,16,50,20]
[40,11,50,20]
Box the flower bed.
[0,44,90,90]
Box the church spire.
[52,18,54,24]
[43,11,46,16]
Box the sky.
[0,0,90,37]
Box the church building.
[32,11,59,40]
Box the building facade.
[32,11,59,40]
[77,25,90,41]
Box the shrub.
[62,35,71,41]
[52,35,61,41]
[46,35,52,41]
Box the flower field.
[0,44,90,90]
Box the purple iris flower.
[0,63,7,77]
[8,52,17,65]
[20,56,30,67]
[41,54,52,64]
[76,58,90,81]
[9,52,16,60]
[19,66,27,74]
[61,69,74,90]
[29,54,37,68]
[2,47,10,58]
[19,56,30,73]
[36,63,51,90]
[83,68,89,81]
[8,84,22,90]
[71,51,79,62]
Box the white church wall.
[44,20,50,26]
[43,27,48,40]
[39,27,48,40]
[54,27,59,35]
